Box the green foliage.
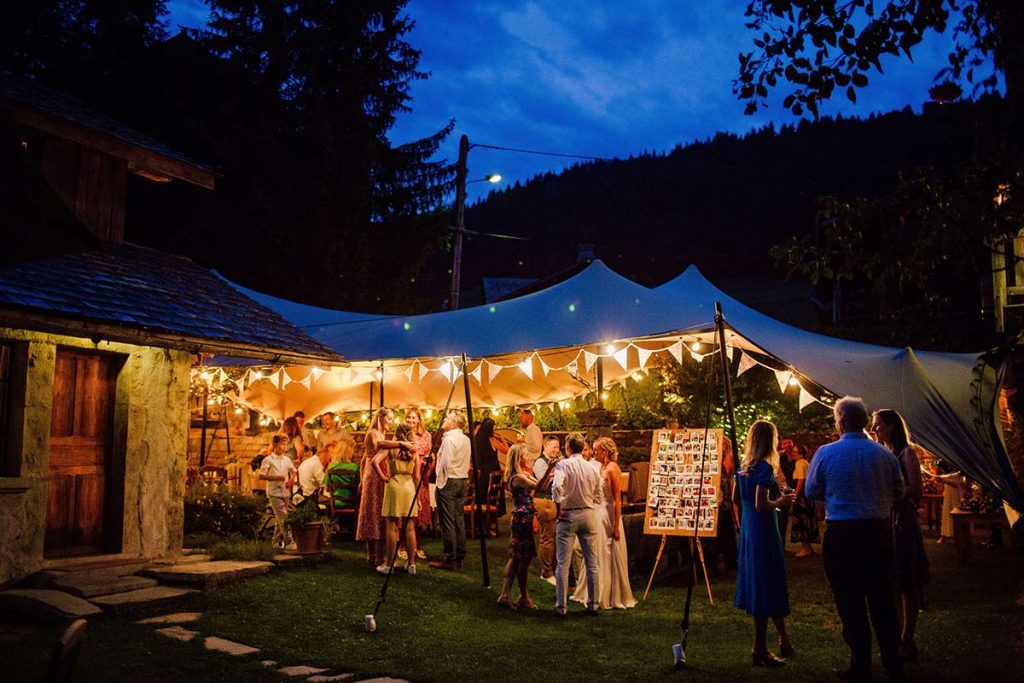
[184,484,265,538]
[284,501,329,526]
[736,0,1018,119]
[604,370,666,429]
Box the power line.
[471,142,614,162]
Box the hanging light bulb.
[253,370,264,381]
[311,366,323,378]
[788,376,799,387]
[374,368,383,381]
[690,342,702,352]
[605,343,615,354]
[199,370,212,382]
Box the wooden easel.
[641,535,714,604]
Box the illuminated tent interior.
[207,260,1022,510]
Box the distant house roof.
[0,243,343,365]
[0,74,216,189]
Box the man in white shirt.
[519,409,543,466]
[316,412,356,463]
[296,441,334,504]
[259,434,297,550]
[552,431,602,616]
[429,411,471,571]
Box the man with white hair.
[806,396,905,681]
[430,410,471,571]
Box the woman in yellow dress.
[372,409,418,575]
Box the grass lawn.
[3,531,1022,682]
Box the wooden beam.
[0,308,346,367]
[9,105,217,190]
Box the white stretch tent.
[215,260,1023,510]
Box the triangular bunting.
[418,362,432,381]
[470,364,482,383]
[637,347,654,370]
[583,351,598,373]
[518,356,533,380]
[798,386,814,412]
[403,363,415,381]
[611,347,629,372]
[539,358,552,377]
[566,359,579,377]
[298,374,312,390]
[488,361,503,382]
[736,351,757,377]
[725,345,734,361]
[774,369,793,393]
[439,360,454,382]
[689,350,704,363]
[272,369,285,390]
[668,341,683,364]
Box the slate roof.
[0,243,343,362]
[0,74,212,172]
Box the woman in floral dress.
[496,444,538,609]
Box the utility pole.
[450,134,470,310]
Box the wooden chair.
[325,462,360,537]
[464,470,502,538]
[45,619,87,683]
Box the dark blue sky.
[166,1,965,202]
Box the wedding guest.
[872,409,930,663]
[497,444,539,609]
[356,408,403,567]
[281,416,306,463]
[789,445,819,557]
[475,417,506,518]
[374,412,418,575]
[777,437,798,548]
[259,434,297,550]
[733,420,795,667]
[430,411,472,571]
[928,461,961,543]
[519,409,543,466]
[594,437,636,609]
[806,396,905,681]
[317,412,356,463]
[553,432,602,617]
[294,410,315,456]
[533,436,562,585]
[296,441,334,503]
[405,408,433,561]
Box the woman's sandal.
[752,649,787,667]
[496,597,516,610]
[517,598,539,610]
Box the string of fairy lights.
[190,333,836,425]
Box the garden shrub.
[184,483,265,538]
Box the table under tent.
[205,259,1023,514]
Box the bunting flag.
[565,358,579,378]
[689,349,704,363]
[539,358,552,377]
[637,347,654,370]
[583,350,598,373]
[439,360,454,382]
[418,362,432,381]
[402,363,415,381]
[736,351,757,377]
[272,369,285,390]
[611,347,629,372]
[724,345,734,361]
[774,369,793,393]
[488,361,503,382]
[470,364,482,383]
[218,368,230,384]
[668,340,683,364]
[518,356,534,380]
[798,386,815,412]
[298,374,312,390]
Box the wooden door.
[45,349,118,556]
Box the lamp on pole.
[449,134,501,310]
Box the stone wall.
[0,329,191,586]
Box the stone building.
[0,77,341,586]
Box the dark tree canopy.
[736,1,1024,118]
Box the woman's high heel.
[752,649,787,667]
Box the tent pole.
[596,357,604,407]
[379,362,385,407]
[369,381,374,413]
[715,302,742,477]
[462,353,490,587]
[199,384,208,467]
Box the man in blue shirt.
[806,396,905,681]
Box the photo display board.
[643,428,723,537]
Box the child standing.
[260,434,297,550]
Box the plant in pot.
[284,501,329,555]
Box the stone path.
[139,611,408,682]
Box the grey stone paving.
[142,560,273,589]
[91,586,198,613]
[277,664,329,676]
[155,626,198,642]
[136,612,202,625]
[204,635,260,656]
[56,575,159,598]
[0,588,102,622]
[306,675,354,682]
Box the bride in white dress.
[570,437,637,610]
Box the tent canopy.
[217,261,1022,510]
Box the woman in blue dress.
[733,420,796,667]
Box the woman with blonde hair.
[405,408,433,561]
[733,420,795,667]
[593,437,636,609]
[356,408,411,569]
[496,443,538,609]
[374,408,418,575]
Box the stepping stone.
[204,636,260,656]
[55,575,158,598]
[278,665,329,676]
[356,678,409,683]
[0,589,102,623]
[261,660,278,667]
[148,554,213,566]
[142,561,273,589]
[307,675,353,682]
[137,612,202,625]
[91,586,198,613]
[272,554,317,567]
[155,626,198,642]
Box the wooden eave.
[0,307,347,368]
[9,104,218,190]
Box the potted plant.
[284,501,329,555]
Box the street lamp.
[450,134,501,310]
